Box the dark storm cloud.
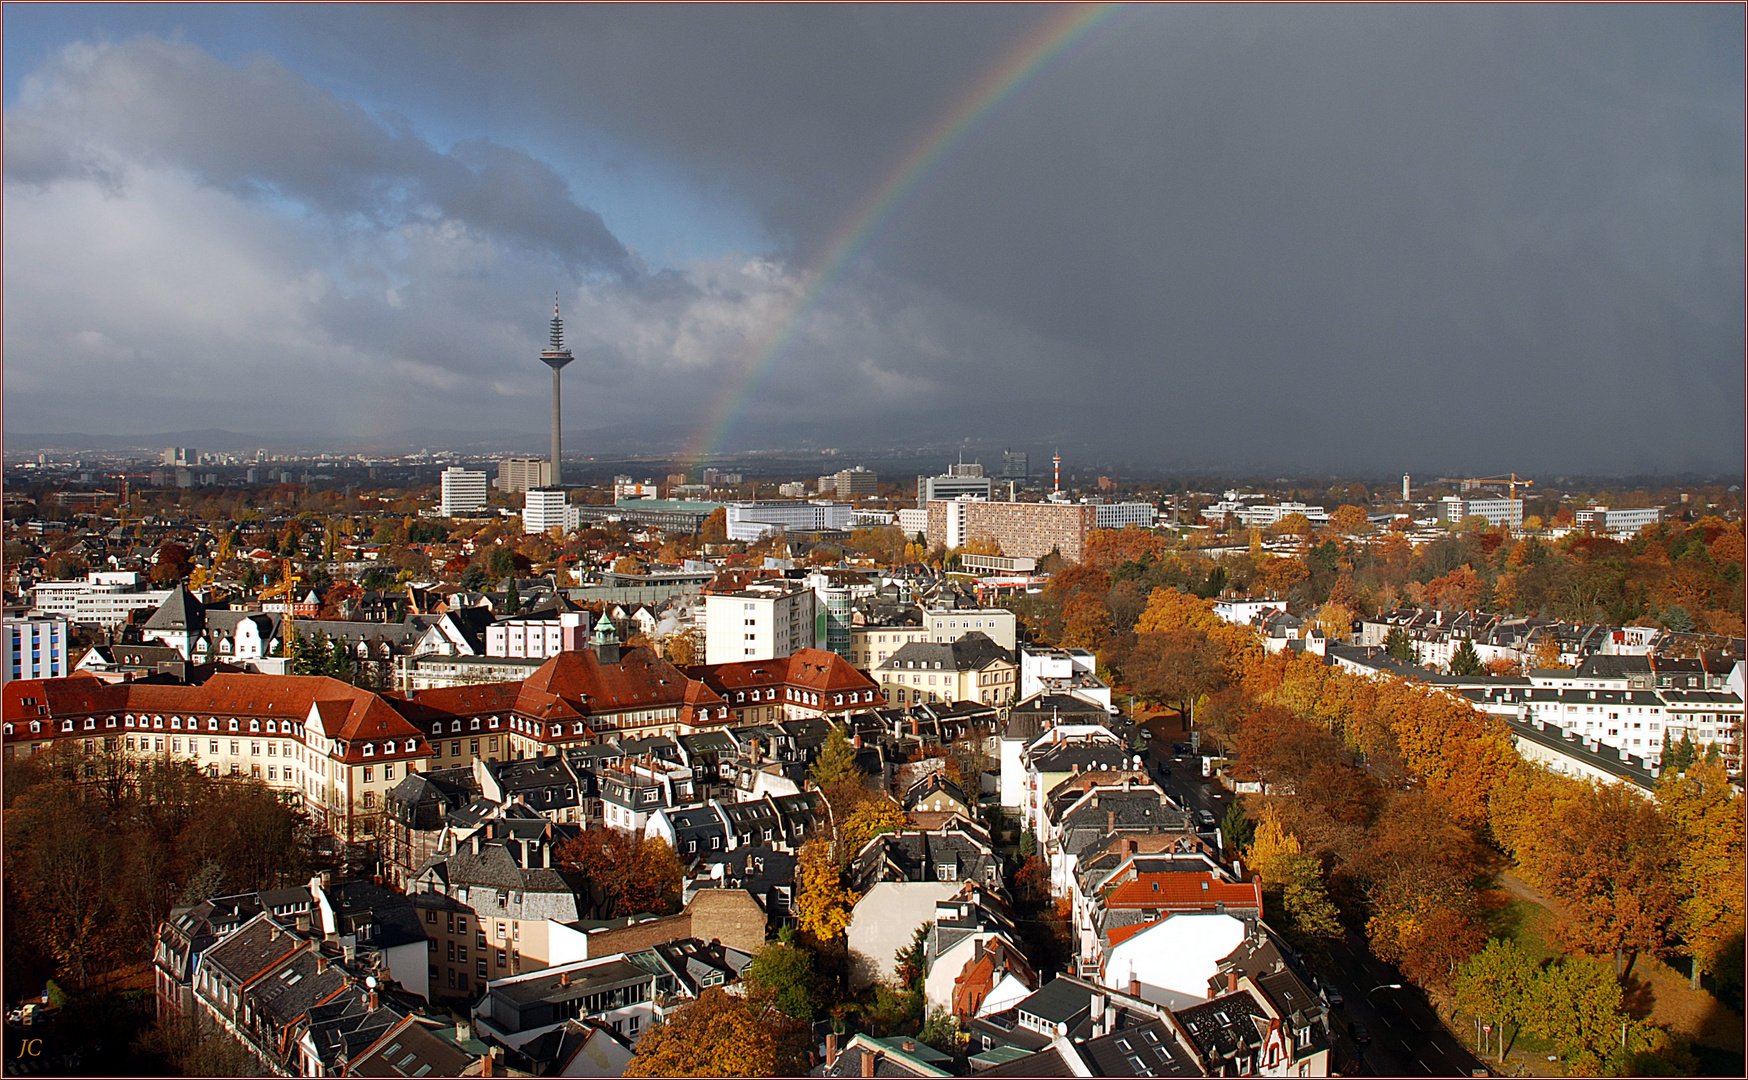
[4,5,1741,474]
[4,37,631,273]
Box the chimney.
[1089,994,1107,1036]
[1129,976,1141,998]
[367,989,379,1011]
[973,938,985,962]
[1125,838,1137,855]
[1226,969,1238,993]
[559,970,572,987]
[852,733,862,749]
[826,1033,839,1068]
[472,834,482,855]
[901,1040,916,1053]
[317,953,329,974]
[542,841,551,869]
[1105,1001,1117,1035]
[909,718,919,737]
[1107,810,1115,832]
[862,1047,879,1077]
[477,1052,495,1078]
[457,1020,473,1043]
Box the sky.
[3,4,1742,475]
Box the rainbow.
[682,2,1121,465]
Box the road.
[1317,931,1488,1077]
[1150,747,1487,1077]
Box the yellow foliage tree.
[1657,760,1747,988]
[1246,804,1302,884]
[624,988,810,1077]
[839,796,907,855]
[1313,602,1355,644]
[794,839,859,941]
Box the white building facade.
[5,618,70,684]
[28,571,174,627]
[702,584,818,663]
[523,489,579,535]
[1094,503,1158,530]
[439,467,489,516]
[724,501,855,542]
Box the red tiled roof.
[1103,872,1264,915]
[686,649,879,703]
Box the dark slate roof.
[203,912,301,984]
[849,829,999,891]
[878,632,1010,673]
[1175,990,1269,1062]
[1082,1017,1202,1077]
[250,947,349,1031]
[348,1015,477,1078]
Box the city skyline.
[3,5,1742,474]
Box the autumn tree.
[700,506,729,546]
[624,988,810,1077]
[1312,602,1354,644]
[556,829,682,919]
[1657,760,1746,989]
[1328,504,1371,535]
[664,630,699,667]
[794,839,859,941]
[839,797,907,856]
[1448,638,1483,676]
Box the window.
[364,766,374,782]
[385,764,395,780]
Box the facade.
[926,499,1097,562]
[1198,500,1330,529]
[1000,451,1029,480]
[685,649,883,724]
[918,467,994,506]
[440,468,490,516]
[702,583,818,664]
[822,466,879,499]
[1438,495,1524,529]
[1094,502,1158,530]
[28,570,174,627]
[524,489,579,535]
[2,672,432,839]
[1574,505,1662,534]
[500,457,554,494]
[485,612,591,660]
[5,617,69,684]
[724,501,855,541]
[876,633,1018,707]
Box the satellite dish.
[366,976,378,989]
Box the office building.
[1573,506,1662,535]
[5,619,69,684]
[725,501,855,542]
[821,466,878,499]
[1438,496,1524,529]
[926,498,1097,562]
[524,489,579,535]
[917,464,993,506]
[703,582,818,663]
[28,571,174,628]
[498,457,553,494]
[1001,451,1029,480]
[439,467,489,516]
[161,447,198,467]
[1094,502,1158,529]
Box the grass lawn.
[1480,892,1564,964]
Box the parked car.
[1196,809,1217,830]
[1325,986,1344,1008]
[1348,1022,1371,1045]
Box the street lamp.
[1366,983,1403,997]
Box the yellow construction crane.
[261,558,301,656]
[1436,473,1535,500]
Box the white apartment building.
[485,613,590,659]
[439,467,489,517]
[896,508,929,538]
[29,571,175,627]
[1438,496,1524,529]
[1093,502,1158,529]
[612,477,660,499]
[1198,500,1330,528]
[724,501,854,542]
[703,583,817,664]
[5,618,70,684]
[1019,647,1113,709]
[523,489,579,535]
[1573,506,1662,535]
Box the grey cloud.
[4,38,631,274]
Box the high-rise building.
[1402,473,1411,501]
[824,466,878,499]
[703,582,817,663]
[439,467,488,516]
[539,297,573,486]
[917,465,993,506]
[925,498,1097,561]
[5,618,69,684]
[162,447,197,467]
[498,457,553,494]
[524,488,579,535]
[1000,451,1029,480]
[725,502,855,541]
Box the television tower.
[1053,451,1061,495]
[540,295,574,486]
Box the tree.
[700,507,729,546]
[894,922,932,992]
[809,725,861,789]
[1448,638,1483,676]
[488,544,517,580]
[839,797,907,855]
[1524,956,1632,1075]
[1122,629,1227,727]
[745,941,819,1020]
[1383,625,1415,663]
[794,839,858,941]
[1220,803,1252,855]
[1530,634,1568,671]
[624,988,810,1077]
[556,829,682,919]
[1312,602,1355,645]
[1664,732,1698,774]
[503,585,520,615]
[458,565,489,592]
[664,630,699,666]
[1454,938,1539,1061]
[1657,760,1746,990]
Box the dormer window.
[228,719,238,732]
[451,720,463,733]
[61,720,73,732]
[363,744,375,757]
[266,720,276,733]
[31,722,41,734]
[250,719,261,732]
